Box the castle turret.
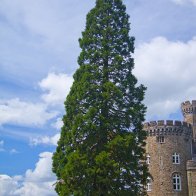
[144,120,192,196]
[187,160,196,196]
[181,100,196,155]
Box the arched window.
[172,153,180,164]
[157,136,165,143]
[173,173,181,191]
[147,177,152,192]
[146,154,150,165]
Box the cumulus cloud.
[39,73,73,106]
[0,175,21,196]
[30,134,60,146]
[15,152,57,196]
[0,73,71,127]
[0,72,71,144]
[51,118,63,130]
[29,116,63,146]
[134,36,196,120]
[0,152,57,196]
[0,98,58,126]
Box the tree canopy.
[53,0,148,195]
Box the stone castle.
[144,100,196,196]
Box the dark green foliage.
[53,0,148,195]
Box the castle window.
[147,177,152,192]
[173,173,181,191]
[157,136,165,143]
[172,153,180,164]
[146,154,150,165]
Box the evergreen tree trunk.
[53,0,148,195]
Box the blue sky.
[0,0,196,195]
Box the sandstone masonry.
[144,100,196,196]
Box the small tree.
[53,0,148,195]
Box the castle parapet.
[143,120,192,138]
[181,100,196,116]
[144,120,191,128]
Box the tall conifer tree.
[53,0,148,195]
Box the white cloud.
[9,149,19,154]
[30,134,60,146]
[0,98,58,126]
[134,36,196,120]
[0,1,64,47]
[0,175,21,196]
[0,140,5,152]
[0,141,19,153]
[172,0,196,5]
[0,0,92,53]
[39,73,73,106]
[52,118,63,130]
[0,140,4,146]
[172,0,186,5]
[15,152,57,196]
[192,0,196,5]
[0,152,57,196]
[0,73,71,127]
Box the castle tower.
[144,120,192,196]
[187,160,196,196]
[181,100,196,155]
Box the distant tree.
[52,0,148,195]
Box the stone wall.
[187,160,196,196]
[181,100,196,155]
[181,100,196,140]
[144,120,192,196]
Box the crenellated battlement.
[144,100,196,196]
[143,120,192,138]
[144,120,191,128]
[181,100,196,116]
